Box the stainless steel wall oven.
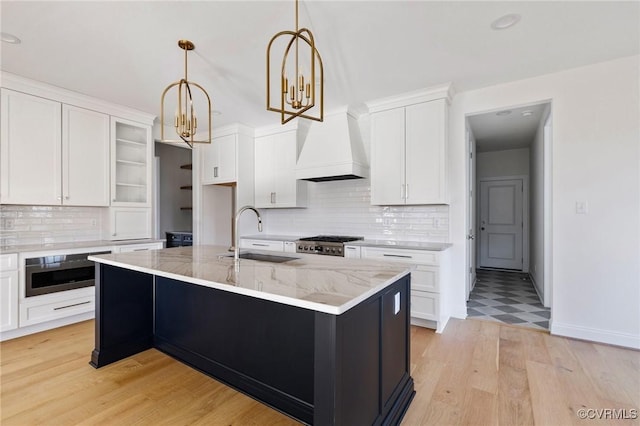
[25,250,110,297]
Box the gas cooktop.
[298,235,363,243]
[296,235,364,256]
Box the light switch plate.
[576,201,588,214]
[394,292,400,315]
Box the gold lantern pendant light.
[160,40,212,148]
[267,0,324,124]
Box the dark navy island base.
[90,264,414,425]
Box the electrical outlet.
[91,219,97,227]
[3,218,14,230]
[575,201,588,214]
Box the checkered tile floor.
[467,269,550,330]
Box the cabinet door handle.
[251,243,269,247]
[54,301,91,311]
[270,192,276,204]
[64,196,70,200]
[406,184,409,199]
[214,166,218,178]
[383,254,412,259]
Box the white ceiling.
[1,1,638,138]
[468,102,548,152]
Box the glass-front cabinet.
[110,117,152,206]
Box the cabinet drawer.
[240,239,284,252]
[411,290,438,321]
[344,245,361,259]
[412,266,439,293]
[360,247,439,265]
[20,294,94,327]
[0,253,18,271]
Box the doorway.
[465,101,552,327]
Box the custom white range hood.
[295,108,369,182]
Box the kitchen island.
[88,246,415,426]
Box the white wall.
[529,105,551,303]
[449,55,640,348]
[476,148,529,179]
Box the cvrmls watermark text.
[576,408,638,420]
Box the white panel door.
[0,89,62,205]
[62,105,110,206]
[479,179,523,270]
[370,107,405,205]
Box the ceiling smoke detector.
[491,14,521,30]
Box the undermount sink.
[221,252,299,263]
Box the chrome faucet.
[234,205,263,262]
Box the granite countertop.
[89,245,411,316]
[346,239,452,251]
[0,239,165,255]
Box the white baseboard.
[551,321,640,350]
[0,311,94,342]
[450,304,468,320]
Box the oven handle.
[25,258,97,273]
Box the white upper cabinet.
[110,117,152,207]
[254,126,307,208]
[368,86,451,205]
[1,89,109,206]
[201,134,236,184]
[199,124,255,207]
[63,105,110,206]
[1,89,61,205]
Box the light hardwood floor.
[1,319,638,425]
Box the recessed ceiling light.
[496,110,512,116]
[491,14,521,30]
[521,110,533,117]
[1,32,21,44]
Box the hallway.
[467,269,550,330]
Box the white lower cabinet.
[240,239,285,252]
[359,246,448,333]
[344,245,361,259]
[0,254,19,332]
[19,288,94,327]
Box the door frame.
[477,175,529,272]
[465,125,476,300]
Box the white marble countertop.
[346,240,452,251]
[89,245,411,316]
[0,239,165,255]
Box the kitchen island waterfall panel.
[89,247,414,425]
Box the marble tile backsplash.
[263,179,449,242]
[0,205,103,247]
